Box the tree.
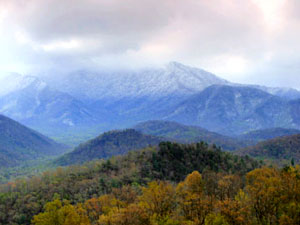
[176,171,211,225]
[31,199,90,225]
[139,181,176,221]
[246,167,282,224]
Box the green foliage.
[55,129,165,166]
[237,134,300,164]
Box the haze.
[0,0,299,89]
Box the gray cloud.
[0,0,300,89]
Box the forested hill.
[0,114,66,168]
[0,141,261,224]
[236,134,300,164]
[134,120,247,150]
[238,127,300,143]
[55,129,166,166]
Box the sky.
[0,0,300,89]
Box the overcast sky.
[0,0,300,88]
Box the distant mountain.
[134,120,246,151]
[46,62,230,101]
[238,127,300,143]
[0,114,66,168]
[2,63,300,143]
[0,73,107,142]
[236,134,300,164]
[257,86,300,100]
[289,99,300,126]
[55,129,165,166]
[163,85,296,135]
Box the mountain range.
[55,119,300,167]
[1,62,300,143]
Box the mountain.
[133,120,247,150]
[238,127,300,143]
[43,62,231,124]
[236,134,300,164]
[46,62,230,101]
[0,114,66,168]
[0,63,229,142]
[2,62,300,142]
[0,73,107,144]
[163,85,296,135]
[257,86,300,100]
[55,129,165,166]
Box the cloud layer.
[0,0,299,88]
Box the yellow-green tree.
[139,181,176,223]
[31,199,90,225]
[176,171,211,225]
[246,167,282,224]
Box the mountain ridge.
[55,129,166,166]
[0,114,67,168]
[1,62,300,142]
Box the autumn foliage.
[32,166,300,225]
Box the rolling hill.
[238,127,300,143]
[134,120,247,150]
[236,134,300,164]
[0,114,67,168]
[55,129,165,166]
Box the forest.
[0,142,261,224]
[32,166,300,225]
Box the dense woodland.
[0,142,260,224]
[237,134,300,164]
[32,166,300,225]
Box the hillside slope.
[0,114,66,168]
[56,129,165,166]
[134,120,247,150]
[164,85,294,135]
[238,127,300,143]
[236,134,300,164]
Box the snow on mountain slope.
[1,62,299,141]
[46,62,230,100]
[163,85,295,135]
[0,73,99,131]
[0,73,40,97]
